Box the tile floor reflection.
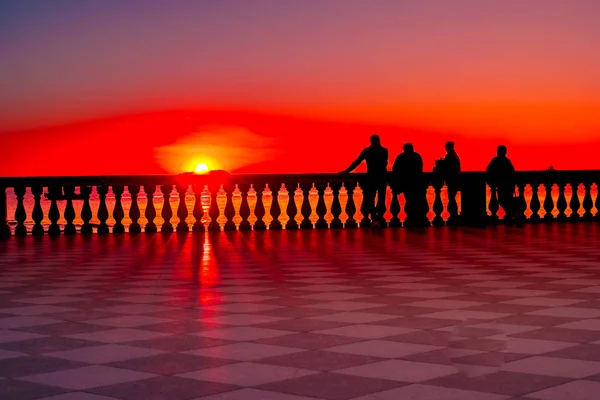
[2,224,600,399]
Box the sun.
[195,163,209,174]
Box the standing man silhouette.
[341,134,389,227]
[391,143,429,227]
[487,145,517,224]
[434,141,461,222]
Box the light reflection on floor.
[1,224,600,399]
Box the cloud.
[153,125,276,173]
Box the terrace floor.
[2,224,600,400]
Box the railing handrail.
[1,169,599,187]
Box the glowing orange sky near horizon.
[1,1,600,176]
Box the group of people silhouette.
[340,135,516,228]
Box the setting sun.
[195,163,209,174]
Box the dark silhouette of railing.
[1,170,598,238]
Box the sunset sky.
[1,0,600,176]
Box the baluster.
[550,184,560,219]
[105,187,116,228]
[278,184,290,229]
[528,183,541,223]
[13,185,27,236]
[307,183,319,229]
[280,182,296,229]
[202,185,214,230]
[208,185,221,231]
[169,186,180,229]
[337,183,349,228]
[352,183,364,227]
[315,183,329,229]
[432,183,444,226]
[247,184,258,230]
[216,185,228,231]
[293,184,304,229]
[522,184,533,219]
[23,187,34,232]
[268,184,282,230]
[47,185,61,235]
[537,184,547,220]
[440,185,450,223]
[591,183,599,218]
[425,185,435,224]
[231,184,243,230]
[570,183,581,222]
[261,184,274,230]
[144,185,158,233]
[63,186,77,235]
[121,187,132,227]
[31,185,45,235]
[176,184,189,233]
[556,183,568,221]
[222,184,236,231]
[235,184,250,231]
[191,184,204,232]
[185,185,196,228]
[80,186,93,234]
[563,184,574,219]
[575,183,585,219]
[328,182,342,229]
[111,186,125,234]
[159,185,174,233]
[322,183,334,228]
[383,186,393,226]
[1,186,11,238]
[129,185,142,233]
[96,184,110,234]
[543,183,555,222]
[399,193,408,225]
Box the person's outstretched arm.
[341,150,366,174]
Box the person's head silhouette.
[497,145,508,157]
[403,143,414,153]
[445,141,455,153]
[370,134,381,147]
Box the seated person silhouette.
[340,134,389,228]
[487,145,518,225]
[391,143,429,227]
[433,141,461,223]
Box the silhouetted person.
[391,143,429,227]
[487,145,517,224]
[434,141,461,222]
[341,134,388,227]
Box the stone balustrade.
[1,170,598,238]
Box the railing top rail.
[0,170,598,187]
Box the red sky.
[1,1,599,176]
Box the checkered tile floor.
[2,224,600,400]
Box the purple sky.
[2,0,600,138]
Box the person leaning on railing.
[340,134,388,227]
